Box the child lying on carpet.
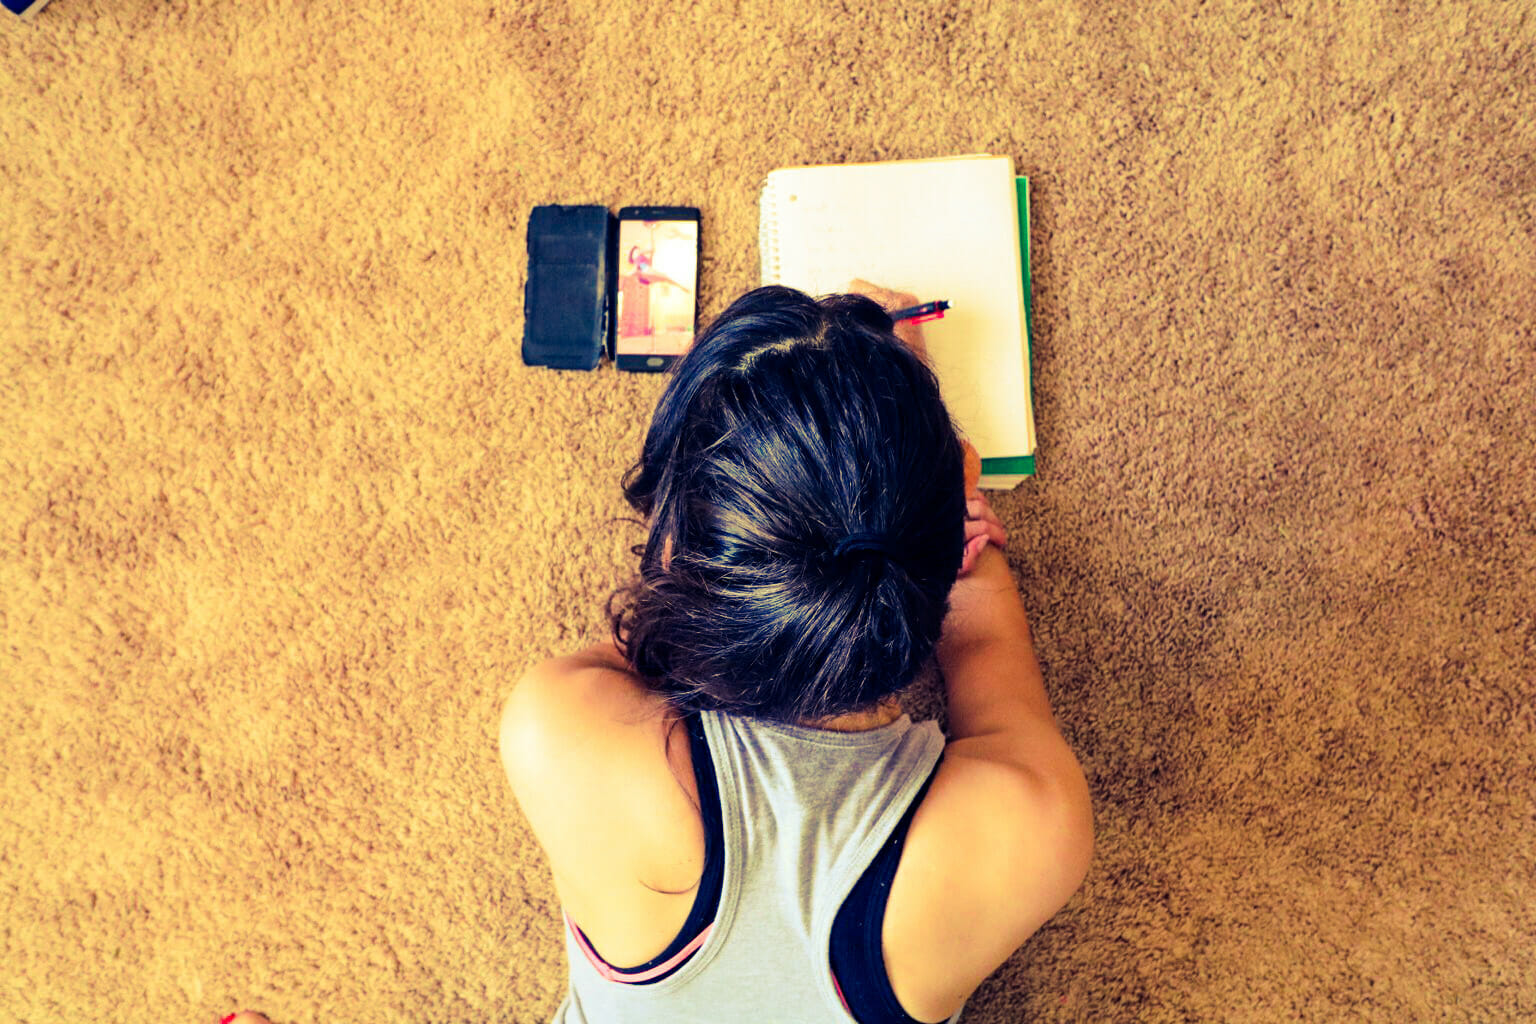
[222,282,1092,1024]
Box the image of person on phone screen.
[616,221,697,356]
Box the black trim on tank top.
[594,710,945,1024]
[829,751,946,1024]
[598,710,726,983]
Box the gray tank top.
[551,707,966,1023]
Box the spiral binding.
[759,175,782,284]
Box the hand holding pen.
[845,278,949,360]
[845,279,996,572]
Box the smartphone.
[4,0,56,17]
[613,206,700,372]
[522,205,612,371]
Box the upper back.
[501,649,1086,1023]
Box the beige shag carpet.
[2,1,1533,1021]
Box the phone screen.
[614,217,699,358]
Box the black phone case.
[614,206,700,372]
[522,205,613,371]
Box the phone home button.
[647,357,665,368]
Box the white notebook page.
[759,155,1035,459]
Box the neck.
[796,699,903,733]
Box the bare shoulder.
[883,735,1095,1022]
[497,643,683,925]
[499,641,659,775]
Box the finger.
[966,518,1006,549]
[964,516,1006,553]
[847,278,889,302]
[967,493,994,514]
[966,496,1003,529]
[847,279,919,311]
[959,534,987,575]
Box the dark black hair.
[608,285,967,725]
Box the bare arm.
[938,543,1094,879]
[940,544,1056,734]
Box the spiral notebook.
[759,154,1036,487]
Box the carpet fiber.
[2,1,1532,1021]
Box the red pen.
[890,300,950,324]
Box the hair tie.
[833,532,898,560]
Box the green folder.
[977,176,1037,480]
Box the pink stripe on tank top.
[566,911,715,984]
[569,909,857,1013]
